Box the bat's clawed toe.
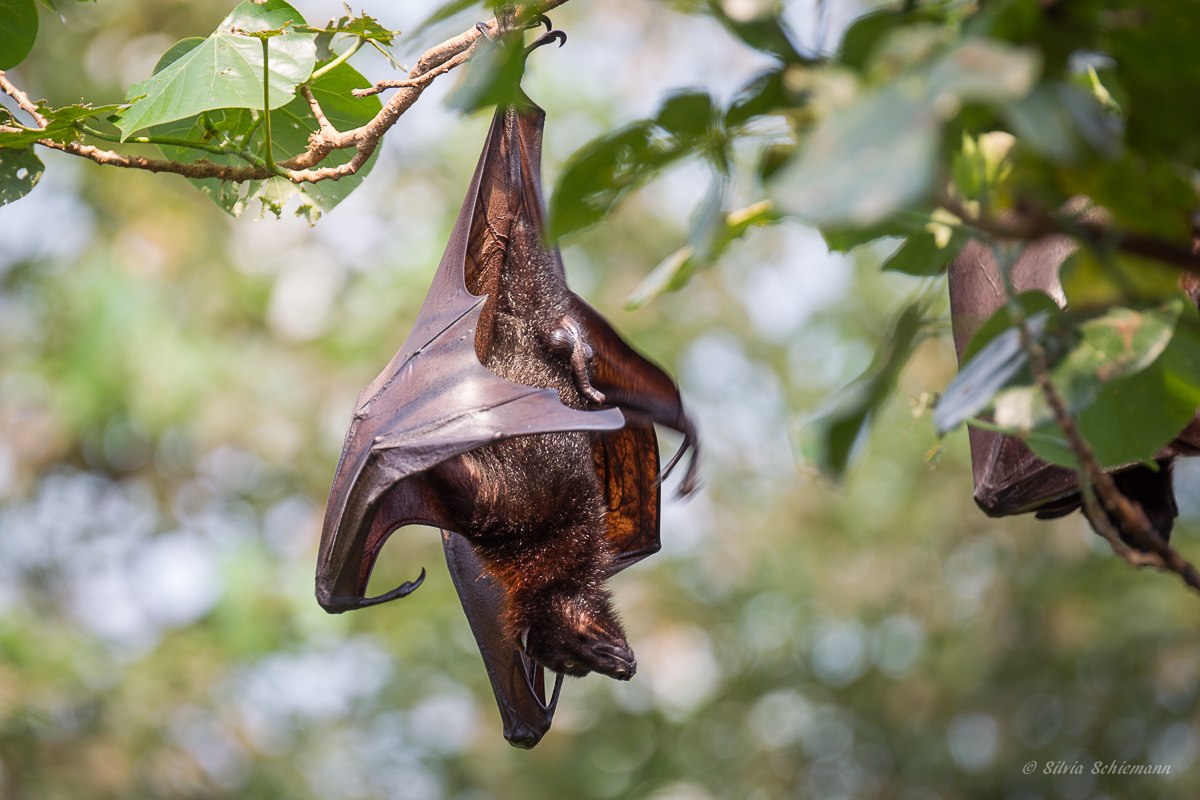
[527,13,553,34]
[526,29,567,53]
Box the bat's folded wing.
[316,295,624,612]
[595,425,662,573]
[949,238,1200,519]
[568,293,701,494]
[442,530,563,749]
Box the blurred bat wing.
[948,237,1200,522]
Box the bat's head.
[518,588,636,681]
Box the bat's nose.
[591,642,637,680]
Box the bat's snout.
[590,642,637,681]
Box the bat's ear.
[441,531,564,749]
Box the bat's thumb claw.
[358,567,427,608]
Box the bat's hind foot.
[527,14,553,34]
[525,29,567,53]
[549,317,606,406]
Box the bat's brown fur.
[425,210,638,680]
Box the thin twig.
[310,35,365,83]
[350,39,477,98]
[0,0,570,186]
[942,194,1200,277]
[301,85,336,137]
[1016,314,1200,592]
[73,122,232,157]
[1078,486,1161,568]
[0,72,46,125]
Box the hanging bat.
[315,95,699,749]
[947,236,1200,543]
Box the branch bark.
[942,195,1200,277]
[0,0,571,185]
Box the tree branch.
[0,71,46,125]
[942,195,1200,277]
[0,0,571,186]
[1016,313,1200,593]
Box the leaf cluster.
[537,0,1200,480]
[0,0,398,219]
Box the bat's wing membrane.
[948,238,1081,514]
[316,102,624,614]
[319,96,702,750]
[568,294,701,493]
[594,425,662,573]
[442,530,563,749]
[949,238,1200,521]
[488,97,701,495]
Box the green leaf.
[0,0,38,70]
[838,9,904,72]
[821,209,961,253]
[992,298,1186,431]
[156,61,381,220]
[1060,155,1195,243]
[1072,326,1200,467]
[1060,248,1184,311]
[756,141,793,183]
[0,102,123,149]
[114,0,316,139]
[152,37,205,75]
[549,90,715,240]
[926,38,1040,106]
[300,12,398,47]
[771,37,1041,228]
[1003,82,1121,164]
[1055,301,1183,404]
[770,85,940,227]
[705,0,807,63]
[935,309,1055,436]
[821,218,910,253]
[1097,0,1200,163]
[961,291,1061,364]
[810,303,923,477]
[881,225,968,276]
[445,33,530,114]
[654,90,714,142]
[1022,312,1200,469]
[626,199,780,310]
[0,146,43,205]
[724,69,791,130]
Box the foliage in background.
[2,0,1200,798]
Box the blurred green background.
[2,0,1200,798]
